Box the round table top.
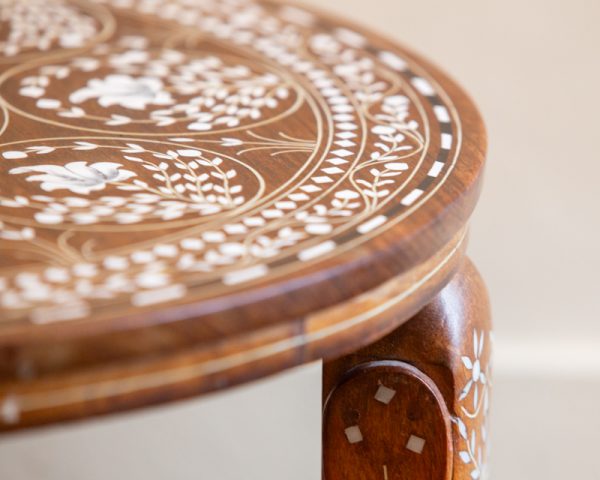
[0,0,486,429]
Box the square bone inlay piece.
[374,384,397,404]
[406,435,426,454]
[344,425,363,444]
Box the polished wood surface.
[0,0,486,430]
[323,259,492,479]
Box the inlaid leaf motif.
[14,41,294,133]
[3,143,251,225]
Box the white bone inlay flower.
[0,1,438,327]
[69,75,174,110]
[459,330,487,403]
[10,162,136,194]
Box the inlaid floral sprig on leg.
[453,329,493,480]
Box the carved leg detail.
[323,258,492,480]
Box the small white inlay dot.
[401,188,424,206]
[428,161,445,178]
[1,395,20,425]
[357,215,387,234]
[433,105,451,123]
[406,435,426,454]
[132,284,186,307]
[374,385,397,405]
[441,133,453,150]
[344,425,363,444]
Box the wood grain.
[0,0,487,430]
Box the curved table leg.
[323,258,492,479]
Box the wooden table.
[0,1,490,478]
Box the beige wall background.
[1,1,599,479]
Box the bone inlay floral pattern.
[0,0,463,326]
[454,329,493,480]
